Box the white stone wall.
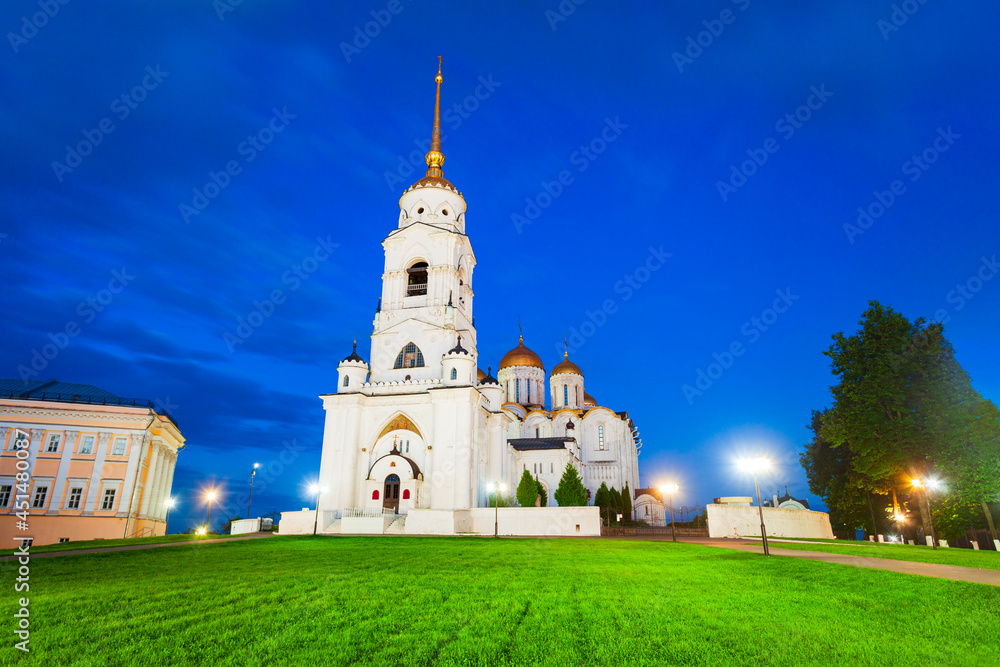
[405,507,600,536]
[706,504,834,539]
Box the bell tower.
[368,58,477,383]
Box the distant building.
[0,379,184,546]
[633,487,667,526]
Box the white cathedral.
[306,62,641,531]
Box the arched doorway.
[383,474,400,512]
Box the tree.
[487,491,516,507]
[516,469,537,507]
[535,479,548,507]
[622,482,633,522]
[219,515,242,535]
[594,482,610,524]
[609,487,622,524]
[554,463,588,507]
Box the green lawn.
[0,532,249,556]
[761,539,1000,570]
[5,537,999,666]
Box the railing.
[343,507,387,519]
[406,283,427,296]
[2,391,178,427]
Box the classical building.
[0,379,184,546]
[304,62,640,533]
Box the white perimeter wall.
[279,510,318,535]
[707,504,834,539]
[406,507,600,537]
[231,518,262,535]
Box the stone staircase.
[384,514,407,534]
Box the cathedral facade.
[314,63,640,523]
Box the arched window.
[372,490,380,500]
[535,427,540,438]
[516,380,520,403]
[394,342,425,369]
[405,440,410,453]
[563,385,568,406]
[526,380,530,403]
[598,425,605,450]
[343,376,349,387]
[450,368,457,380]
[576,386,580,406]
[402,489,411,500]
[406,262,428,296]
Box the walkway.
[1,532,275,561]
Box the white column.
[138,443,161,517]
[117,430,147,518]
[153,452,174,519]
[82,433,111,514]
[159,454,177,519]
[148,446,170,519]
[46,430,76,513]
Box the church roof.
[634,487,663,501]
[499,335,544,370]
[551,352,583,376]
[342,341,365,363]
[508,437,575,451]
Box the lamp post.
[912,478,941,549]
[248,463,260,519]
[164,497,176,532]
[205,490,217,534]
[659,483,679,541]
[309,483,327,535]
[488,482,507,537]
[894,513,907,545]
[739,457,771,557]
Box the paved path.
[1,533,275,561]
[676,537,1000,586]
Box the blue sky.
[3,1,998,531]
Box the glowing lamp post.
[204,490,217,534]
[164,497,176,531]
[912,477,942,549]
[309,483,327,535]
[894,513,907,544]
[659,483,679,542]
[738,457,771,557]
[248,463,261,519]
[488,482,507,537]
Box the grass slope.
[763,540,1000,571]
[1,533,247,556]
[5,537,999,667]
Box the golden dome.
[583,392,597,407]
[477,367,487,381]
[552,351,583,376]
[499,336,544,370]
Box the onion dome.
[552,351,583,376]
[480,366,499,386]
[342,340,365,363]
[477,368,487,382]
[583,392,597,407]
[447,334,470,356]
[566,419,575,431]
[499,335,544,370]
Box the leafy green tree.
[535,479,548,507]
[594,482,610,524]
[609,487,622,523]
[554,463,588,507]
[819,301,1000,538]
[622,482,633,521]
[487,492,516,507]
[516,469,537,507]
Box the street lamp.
[164,497,176,531]
[248,462,261,519]
[894,513,907,545]
[738,457,771,557]
[488,482,507,537]
[204,490,217,534]
[911,477,942,549]
[309,483,327,535]
[659,483,679,542]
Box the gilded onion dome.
[583,392,597,407]
[499,335,544,370]
[477,368,487,382]
[551,351,583,376]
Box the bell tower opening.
[406,262,428,296]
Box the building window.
[393,342,425,369]
[0,485,11,507]
[450,368,457,380]
[516,380,520,402]
[535,427,540,438]
[343,376,349,387]
[58,537,70,543]
[405,440,410,453]
[67,487,83,509]
[526,381,530,403]
[563,385,568,406]
[112,438,127,455]
[372,490,380,500]
[20,538,32,549]
[101,489,116,510]
[550,463,554,473]
[46,434,61,452]
[32,486,48,508]
[598,425,605,450]
[80,436,95,454]
[403,489,411,500]
[576,386,580,406]
[406,261,428,296]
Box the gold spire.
[424,56,445,178]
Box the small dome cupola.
[337,340,369,393]
[583,392,597,408]
[499,335,545,370]
[497,331,546,407]
[442,334,476,386]
[550,344,585,410]
[552,351,583,377]
[478,365,503,411]
[480,365,499,386]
